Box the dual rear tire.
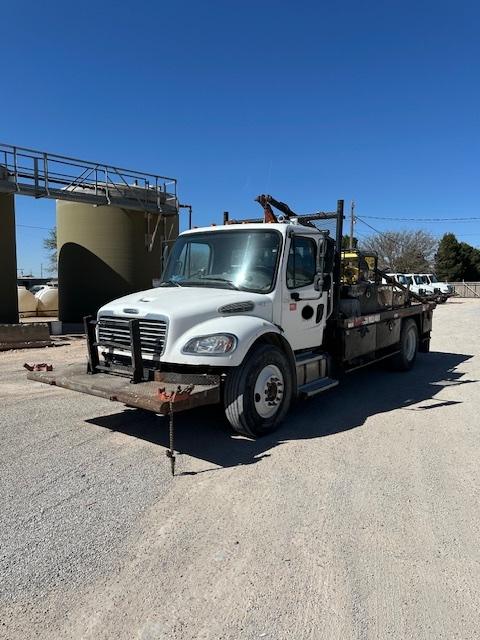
[389,318,419,371]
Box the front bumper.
[27,363,221,414]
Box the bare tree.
[43,227,57,274]
[360,229,438,272]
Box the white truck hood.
[98,286,274,364]
[99,286,273,323]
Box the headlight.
[182,333,237,355]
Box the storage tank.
[57,200,178,322]
[36,286,58,317]
[17,286,37,317]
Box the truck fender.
[164,315,286,368]
[243,331,298,395]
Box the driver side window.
[287,236,316,289]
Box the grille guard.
[84,315,146,383]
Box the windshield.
[429,274,438,282]
[161,230,281,292]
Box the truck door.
[280,233,328,351]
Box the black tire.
[223,343,293,438]
[390,318,419,371]
[419,337,430,353]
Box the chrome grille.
[97,316,167,357]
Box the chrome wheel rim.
[253,364,284,419]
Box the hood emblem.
[123,308,139,314]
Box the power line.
[355,216,480,252]
[356,215,480,238]
[17,224,53,230]
[360,215,480,222]
[355,216,386,236]
[451,232,480,237]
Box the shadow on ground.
[86,351,476,472]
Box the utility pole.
[349,200,355,250]
[40,263,43,278]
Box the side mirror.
[322,274,332,292]
[314,273,324,291]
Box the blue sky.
[2,0,479,275]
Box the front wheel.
[223,343,293,438]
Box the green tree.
[434,233,480,281]
[43,227,57,274]
[459,242,480,280]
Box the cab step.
[295,351,329,387]
[298,377,339,398]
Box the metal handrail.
[0,143,178,215]
[0,142,177,183]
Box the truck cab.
[417,274,452,302]
[97,221,333,373]
[384,273,413,287]
[398,273,450,303]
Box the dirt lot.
[1,300,479,640]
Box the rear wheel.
[223,343,293,437]
[390,318,419,371]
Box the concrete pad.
[0,323,53,350]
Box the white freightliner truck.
[416,274,453,303]
[385,273,452,303]
[28,197,435,442]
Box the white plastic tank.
[17,286,37,317]
[35,286,59,317]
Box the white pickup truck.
[28,197,435,444]
[417,274,452,302]
[399,273,452,303]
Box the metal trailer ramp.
[27,363,221,414]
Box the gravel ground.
[1,300,479,640]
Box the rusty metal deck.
[27,363,220,414]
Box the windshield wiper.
[196,276,240,290]
[159,279,183,287]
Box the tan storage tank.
[57,200,178,322]
[36,286,59,317]
[17,286,37,317]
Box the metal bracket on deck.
[23,362,53,372]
